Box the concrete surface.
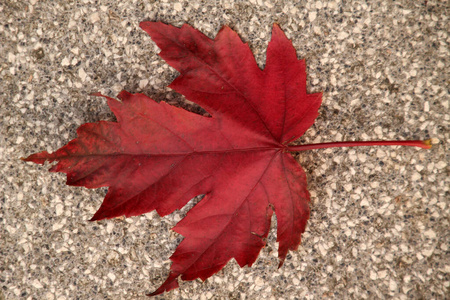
[1,0,448,299]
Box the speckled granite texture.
[1,0,449,299]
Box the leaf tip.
[147,272,180,297]
[277,259,285,269]
[139,20,154,32]
[271,22,285,36]
[20,151,52,165]
[89,92,104,97]
[89,92,118,102]
[89,209,110,222]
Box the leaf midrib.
[50,146,283,159]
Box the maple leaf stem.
[288,139,432,152]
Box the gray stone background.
[1,0,448,299]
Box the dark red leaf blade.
[139,22,322,144]
[23,23,322,295]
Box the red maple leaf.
[23,22,430,296]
